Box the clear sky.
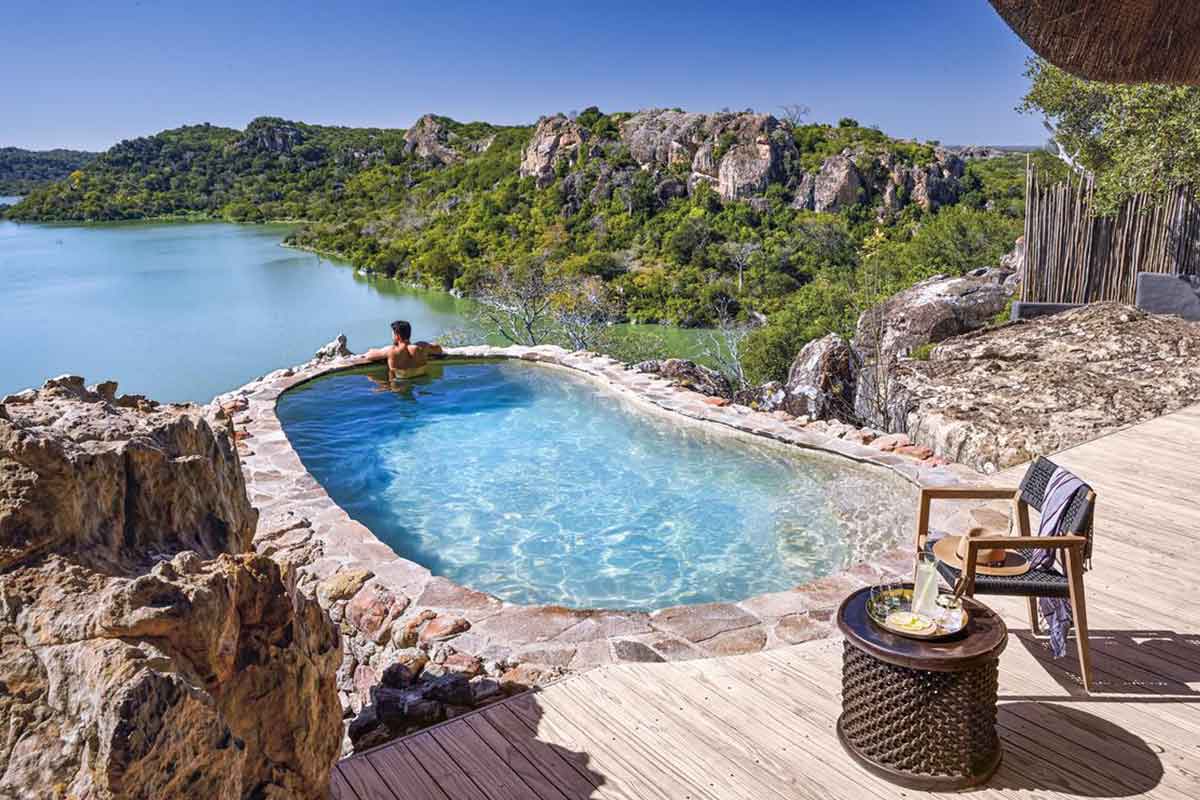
[3,0,1045,152]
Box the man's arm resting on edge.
[363,345,393,361]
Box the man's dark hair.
[391,320,412,341]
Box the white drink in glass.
[912,556,940,617]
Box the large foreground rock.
[887,304,1200,471]
[854,269,1012,363]
[0,377,341,799]
[781,334,857,420]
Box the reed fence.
[1022,166,1200,304]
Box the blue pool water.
[277,360,915,610]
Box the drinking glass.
[912,553,940,617]
[936,593,964,632]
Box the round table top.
[837,585,1008,672]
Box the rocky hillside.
[0,147,97,195]
[0,378,342,798]
[521,108,972,214]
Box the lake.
[0,220,710,403]
[0,221,476,402]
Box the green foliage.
[0,147,98,194]
[1020,57,1200,210]
[741,269,858,383]
[956,152,1067,218]
[910,342,935,361]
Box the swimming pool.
[277,360,915,610]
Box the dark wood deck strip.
[367,742,452,800]
[404,732,491,800]
[330,765,360,800]
[481,703,600,796]
[338,755,401,800]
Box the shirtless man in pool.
[364,320,444,379]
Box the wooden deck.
[334,403,1200,800]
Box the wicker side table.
[836,586,1008,790]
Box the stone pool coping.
[215,343,992,736]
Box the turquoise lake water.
[0,219,709,402]
[0,220,476,402]
[277,361,914,609]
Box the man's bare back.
[364,320,443,376]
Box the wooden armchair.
[914,457,1097,691]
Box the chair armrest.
[964,535,1088,550]
[919,486,1020,500]
[957,534,1087,596]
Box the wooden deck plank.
[337,757,398,800]
[331,765,360,800]
[344,402,1200,800]
[367,744,451,800]
[480,704,602,800]
[404,733,490,800]
[461,713,572,800]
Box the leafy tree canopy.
[1020,58,1200,211]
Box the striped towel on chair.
[1031,467,1086,657]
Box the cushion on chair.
[923,540,1070,598]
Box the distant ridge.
[0,147,98,194]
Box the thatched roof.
[989,0,1200,85]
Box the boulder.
[732,381,786,412]
[781,334,857,420]
[520,115,588,188]
[312,333,352,362]
[0,378,342,798]
[853,270,1012,363]
[633,358,732,398]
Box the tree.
[778,103,810,127]
[550,276,621,351]
[1020,57,1200,210]
[721,240,760,292]
[473,257,565,346]
[702,298,755,391]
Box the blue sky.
[3,1,1045,152]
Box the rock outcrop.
[884,304,1200,472]
[520,115,589,188]
[852,269,1012,429]
[238,117,304,154]
[781,334,858,420]
[519,109,982,212]
[633,358,732,398]
[618,109,798,202]
[403,114,462,165]
[0,377,341,799]
[854,269,1013,363]
[794,148,966,215]
[812,155,863,213]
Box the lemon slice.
[885,611,936,633]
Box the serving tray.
[866,587,969,640]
